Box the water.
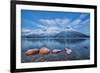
[21,38,90,63]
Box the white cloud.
[22,28,60,36]
[44,27,61,35]
[69,14,90,27]
[22,28,44,35]
[22,14,90,36]
[38,14,89,31]
[39,19,57,27]
[22,29,32,33]
[39,18,70,29]
[70,19,81,26]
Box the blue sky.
[21,9,90,35]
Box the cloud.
[39,14,89,31]
[22,29,32,33]
[79,13,89,19]
[39,18,70,29]
[22,14,90,35]
[39,19,57,26]
[22,27,60,36]
[81,19,90,24]
[22,28,45,35]
[69,13,90,27]
[70,19,81,26]
[44,27,61,35]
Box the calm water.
[21,38,90,63]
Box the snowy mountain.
[54,31,89,38]
[22,29,89,38]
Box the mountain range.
[22,30,89,38]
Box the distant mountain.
[54,31,89,38]
[22,30,89,38]
[22,34,46,38]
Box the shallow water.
[21,38,90,63]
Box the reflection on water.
[21,38,90,63]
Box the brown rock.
[25,49,39,56]
[39,47,50,55]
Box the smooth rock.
[65,48,72,54]
[25,49,39,56]
[52,49,61,54]
[39,47,50,55]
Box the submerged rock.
[65,48,72,55]
[84,46,88,49]
[39,47,50,55]
[52,49,62,54]
[34,57,44,62]
[25,49,39,56]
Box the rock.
[39,47,50,55]
[84,46,88,49]
[52,49,61,54]
[65,48,72,54]
[34,57,44,62]
[25,49,39,56]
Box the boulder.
[25,49,39,56]
[65,48,72,54]
[39,47,50,55]
[52,49,61,54]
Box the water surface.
[21,38,90,63]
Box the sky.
[21,9,90,35]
